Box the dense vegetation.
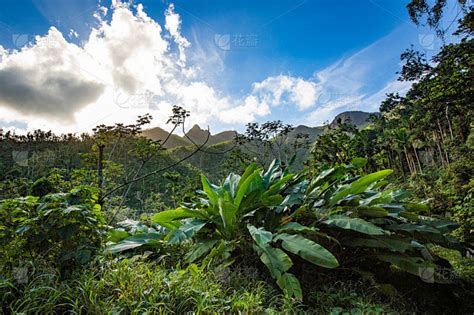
[0,2,473,314]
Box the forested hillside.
[0,1,473,314]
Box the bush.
[109,159,466,300]
[0,186,105,277]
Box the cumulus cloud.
[0,28,104,122]
[0,1,325,133]
[165,4,190,67]
[252,75,319,111]
[0,1,415,134]
[0,66,103,120]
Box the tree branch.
[99,127,210,203]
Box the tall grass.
[2,258,303,314]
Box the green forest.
[1,1,473,314]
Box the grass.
[0,255,406,314]
[429,245,474,283]
[2,257,297,314]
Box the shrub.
[109,159,465,299]
[0,186,105,277]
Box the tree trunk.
[433,131,446,167]
[404,145,414,175]
[445,105,454,141]
[97,144,105,205]
[387,148,393,169]
[397,151,406,178]
[413,144,423,174]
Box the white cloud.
[304,24,424,126]
[165,4,190,67]
[220,95,270,124]
[252,75,320,111]
[0,27,105,122]
[0,1,419,134]
[360,79,412,112]
[305,95,363,126]
[0,2,274,133]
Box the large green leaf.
[262,160,282,187]
[259,245,293,279]
[247,224,272,246]
[356,206,389,218]
[275,233,339,268]
[376,254,449,283]
[323,216,385,235]
[223,173,240,199]
[276,222,318,234]
[106,233,161,253]
[151,208,206,229]
[351,157,368,168]
[185,240,217,263]
[219,198,237,232]
[330,170,393,205]
[167,220,206,244]
[277,273,303,300]
[386,224,440,234]
[108,229,130,242]
[235,163,258,195]
[261,194,284,207]
[352,170,393,192]
[345,237,414,252]
[201,175,220,207]
[234,170,261,209]
[263,173,294,197]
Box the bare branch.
[99,126,210,203]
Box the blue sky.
[0,0,464,133]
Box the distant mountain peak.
[329,111,375,129]
[189,124,205,132]
[185,124,210,145]
[142,110,377,148]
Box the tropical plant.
[0,186,105,276]
[145,160,338,299]
[111,158,463,299]
[297,158,464,284]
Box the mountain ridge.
[142,110,373,148]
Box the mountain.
[329,111,374,129]
[285,125,325,144]
[284,111,374,145]
[185,125,237,145]
[212,130,238,144]
[142,111,375,149]
[184,125,210,145]
[142,125,236,148]
[141,127,189,148]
